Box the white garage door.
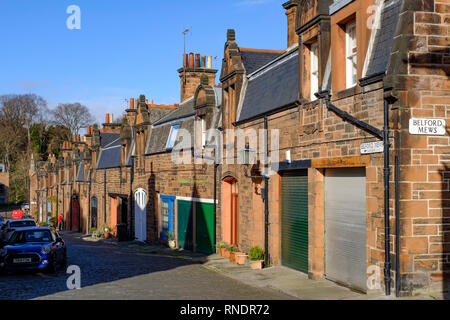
[325,167,367,292]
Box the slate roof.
[76,157,85,182]
[147,91,222,155]
[100,132,120,148]
[237,48,299,123]
[152,98,196,126]
[364,0,402,80]
[96,132,122,169]
[241,50,284,75]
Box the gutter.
[233,100,300,127]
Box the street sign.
[409,118,446,136]
[360,141,384,155]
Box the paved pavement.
[1,232,446,300]
[203,255,447,300]
[0,232,292,300]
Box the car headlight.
[41,246,51,255]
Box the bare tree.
[0,94,48,149]
[51,103,95,135]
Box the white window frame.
[345,21,357,88]
[310,42,319,100]
[201,117,207,149]
[166,124,180,151]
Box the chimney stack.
[179,52,217,102]
[283,1,298,48]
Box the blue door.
[160,196,175,241]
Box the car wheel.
[62,251,67,267]
[45,256,58,274]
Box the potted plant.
[236,252,248,265]
[168,232,176,249]
[101,225,111,239]
[228,245,239,263]
[249,246,265,270]
[217,242,227,257]
[111,225,118,238]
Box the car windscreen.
[9,221,36,228]
[8,230,53,244]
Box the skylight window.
[166,124,180,150]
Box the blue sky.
[0,0,288,123]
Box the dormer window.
[166,124,180,151]
[310,42,319,100]
[346,21,357,88]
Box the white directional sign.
[409,118,446,136]
[360,141,384,155]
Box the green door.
[177,200,193,251]
[281,171,309,274]
[195,202,215,255]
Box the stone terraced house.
[30,0,450,297]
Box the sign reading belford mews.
[409,118,446,136]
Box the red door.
[71,198,79,232]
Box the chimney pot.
[134,98,138,109]
[189,53,194,68]
[110,114,114,123]
[207,56,212,69]
[201,56,206,68]
[227,29,236,41]
[106,114,110,124]
[183,54,188,68]
[195,53,201,68]
[130,98,135,110]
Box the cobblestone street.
[0,232,292,300]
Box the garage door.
[177,200,193,251]
[281,171,309,274]
[196,202,215,255]
[325,167,366,292]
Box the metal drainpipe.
[104,170,107,224]
[395,155,400,297]
[69,183,73,231]
[384,98,392,296]
[88,174,91,234]
[62,185,64,229]
[214,160,218,250]
[264,115,270,267]
[130,156,135,240]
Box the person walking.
[58,214,63,231]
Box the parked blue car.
[0,227,66,273]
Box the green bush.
[49,216,57,226]
[228,244,238,253]
[249,246,264,261]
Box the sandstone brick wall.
[389,0,450,293]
